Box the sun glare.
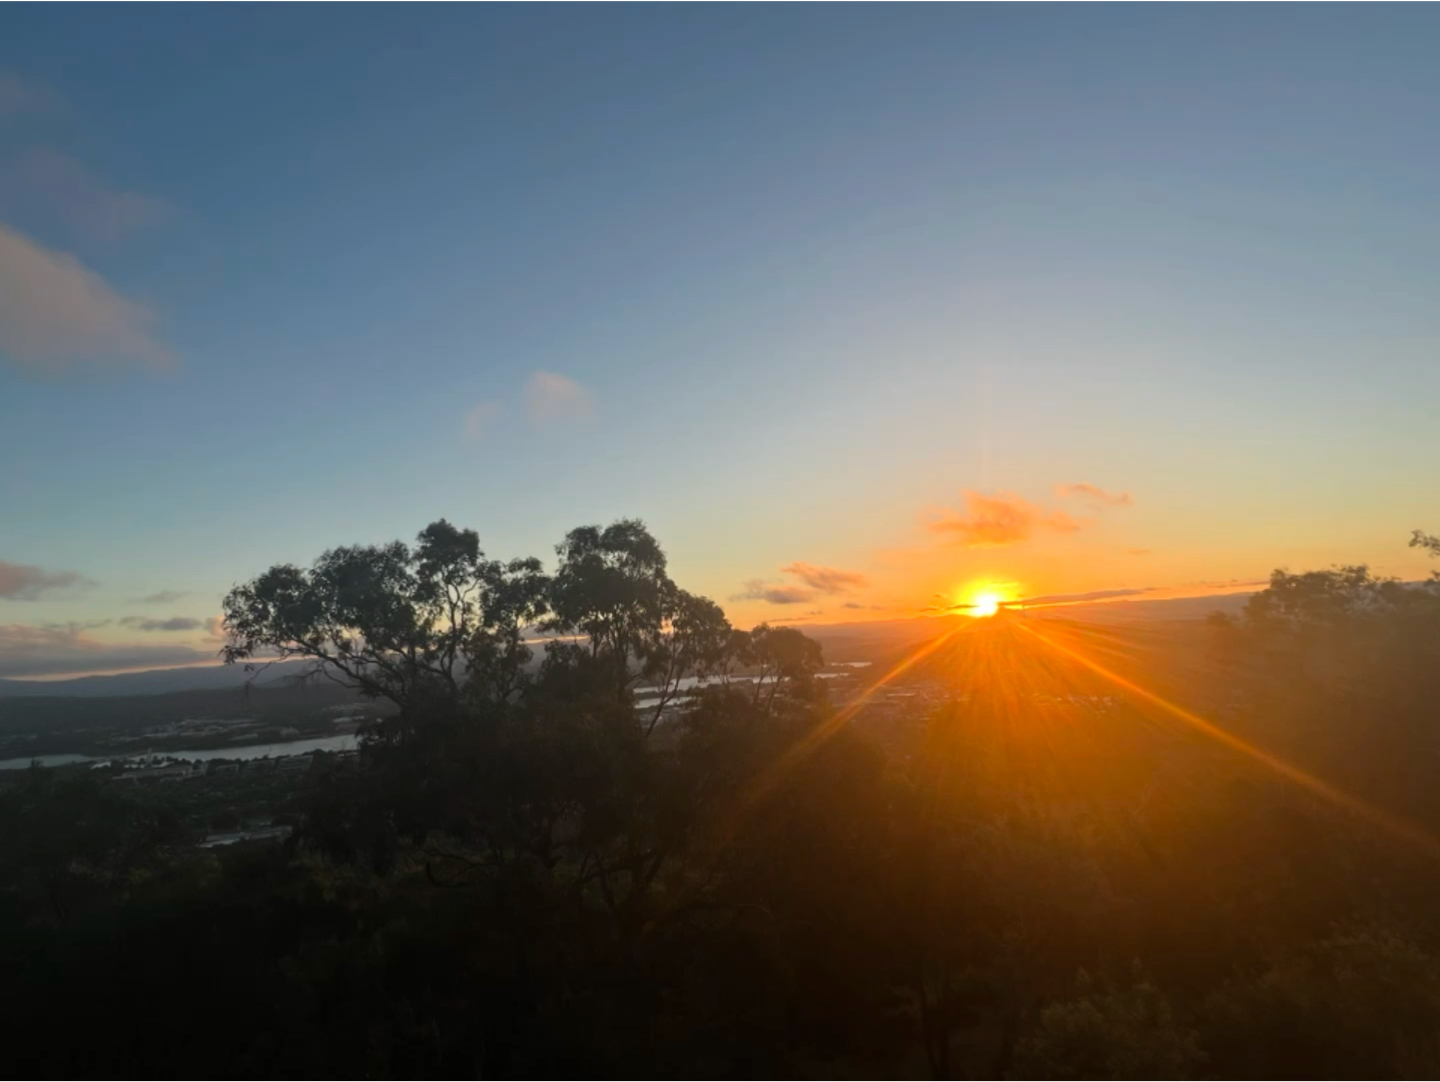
[969,591,1002,617]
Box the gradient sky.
[2,7,1439,677]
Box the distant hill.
[0,676,369,759]
[0,660,317,699]
[1033,590,1255,624]
[0,592,1258,701]
[801,618,958,664]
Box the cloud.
[0,223,173,373]
[731,580,816,605]
[526,371,593,423]
[0,621,212,678]
[780,562,868,594]
[841,601,865,610]
[0,149,172,243]
[0,560,93,600]
[131,590,187,605]
[463,400,500,440]
[1125,548,1152,557]
[1009,588,1154,607]
[926,586,1156,615]
[928,491,1080,548]
[0,71,62,118]
[1057,482,1134,508]
[118,615,204,632]
[204,616,225,641]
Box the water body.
[633,667,872,706]
[0,752,94,770]
[200,825,293,848]
[0,732,359,772]
[0,668,877,770]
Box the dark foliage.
[4,523,1440,1078]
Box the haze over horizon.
[3,7,1438,679]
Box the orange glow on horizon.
[957,581,1016,617]
[706,609,1440,876]
[1013,619,1440,863]
[970,591,1002,617]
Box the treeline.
[1,521,1439,1078]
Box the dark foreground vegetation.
[2,522,1439,1079]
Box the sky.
[2,7,1439,678]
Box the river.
[0,732,359,772]
[1,666,877,770]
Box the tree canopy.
[7,526,1440,1078]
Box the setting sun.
[969,590,1003,617]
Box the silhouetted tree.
[20,525,1440,1079]
[745,623,824,711]
[544,519,679,696]
[220,519,549,708]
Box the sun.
[970,591,1002,618]
[951,580,1017,617]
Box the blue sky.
[2,7,1439,676]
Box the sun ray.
[1014,618,1440,862]
[705,619,990,850]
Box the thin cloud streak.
[131,590,187,605]
[0,560,93,600]
[463,401,500,440]
[0,223,173,373]
[527,371,592,423]
[731,580,816,605]
[0,148,173,243]
[0,71,62,118]
[928,490,1080,547]
[1057,482,1134,507]
[0,621,212,678]
[1008,587,1154,608]
[118,615,204,632]
[780,562,868,594]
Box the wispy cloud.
[731,580,816,605]
[118,615,204,632]
[0,223,173,373]
[0,560,93,601]
[780,562,868,594]
[527,371,592,423]
[0,621,211,678]
[1057,482,1134,508]
[131,590,187,605]
[928,577,1270,617]
[462,400,500,440]
[926,586,1155,615]
[1125,548,1152,557]
[0,71,62,119]
[928,491,1079,548]
[1010,587,1154,607]
[0,148,172,243]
